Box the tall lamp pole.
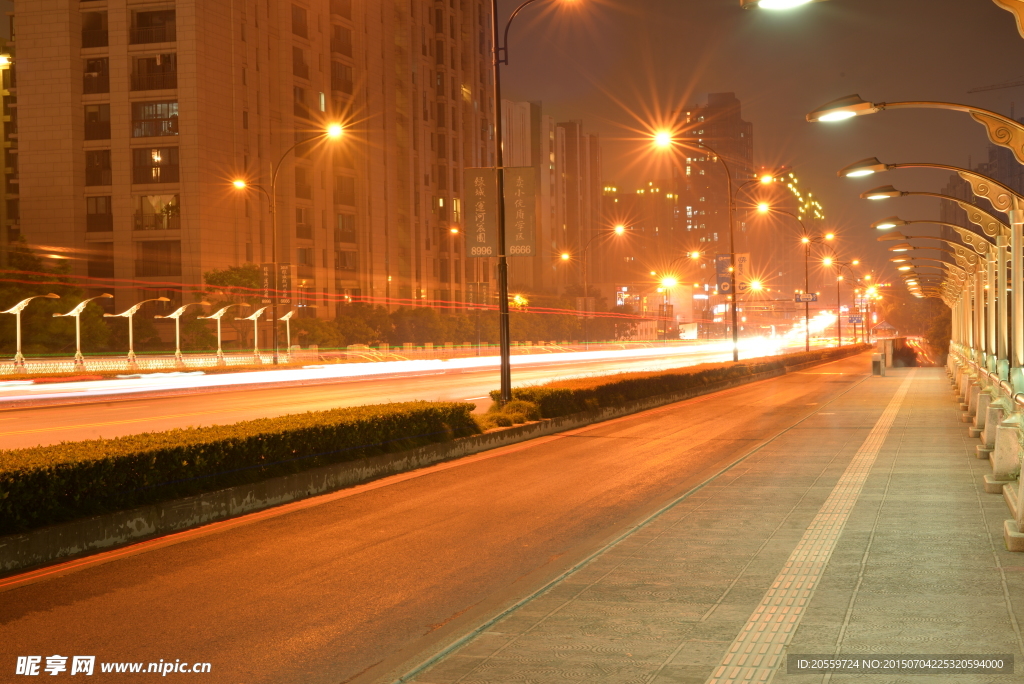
[155,301,211,369]
[490,0,568,403]
[233,122,343,366]
[53,293,113,371]
[1,293,60,372]
[104,296,171,371]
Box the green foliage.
[487,346,869,420]
[0,238,111,356]
[202,264,264,350]
[0,401,479,534]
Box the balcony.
[130,25,176,44]
[296,223,313,240]
[82,29,109,48]
[84,120,111,140]
[131,72,177,91]
[133,165,179,184]
[85,168,112,186]
[132,118,178,137]
[86,213,113,231]
[134,212,180,230]
[83,74,109,94]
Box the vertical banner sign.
[464,168,498,257]
[715,254,733,294]
[260,263,277,305]
[504,167,536,256]
[278,263,293,306]
[734,253,751,294]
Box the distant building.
[15,0,495,328]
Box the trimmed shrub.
[0,401,479,535]
[489,345,870,419]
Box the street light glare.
[614,224,626,235]
[801,237,810,244]
[825,233,835,240]
[745,0,816,9]
[759,174,775,184]
[449,227,459,234]
[653,131,674,149]
[232,179,247,189]
[661,277,678,288]
[822,257,833,266]
[326,122,344,139]
[757,202,770,214]
[838,157,887,178]
[806,94,877,123]
[689,251,701,259]
[560,252,571,261]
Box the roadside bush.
[488,345,870,420]
[0,401,479,535]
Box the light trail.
[0,337,814,406]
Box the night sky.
[502,0,1024,285]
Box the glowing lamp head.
[660,276,678,288]
[825,233,835,241]
[614,224,626,235]
[806,94,877,123]
[852,259,860,266]
[741,0,816,9]
[801,237,810,244]
[872,216,906,230]
[232,179,247,189]
[822,257,833,267]
[449,227,459,234]
[759,174,775,184]
[839,157,888,178]
[560,252,571,261]
[898,265,912,271]
[326,123,345,139]
[689,251,701,259]
[653,131,674,149]
[861,185,902,200]
[757,202,770,214]
[749,280,763,291]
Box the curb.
[0,349,867,576]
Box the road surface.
[0,353,871,683]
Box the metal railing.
[131,72,178,91]
[130,25,176,44]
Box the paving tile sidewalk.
[406,368,1024,684]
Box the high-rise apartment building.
[16,0,494,318]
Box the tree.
[0,239,110,357]
[202,264,262,350]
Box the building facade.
[16,0,496,319]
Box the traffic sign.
[795,293,817,303]
[848,315,864,324]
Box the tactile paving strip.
[705,371,916,684]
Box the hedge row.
[0,402,479,535]
[489,345,871,419]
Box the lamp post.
[652,138,780,360]
[821,258,860,347]
[199,303,251,367]
[740,0,828,8]
[1,293,61,372]
[489,0,575,403]
[53,293,113,371]
[279,309,294,361]
[154,301,210,369]
[568,224,626,349]
[233,122,343,367]
[242,306,268,364]
[104,296,171,371]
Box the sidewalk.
[404,367,1024,683]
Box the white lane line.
[704,370,915,684]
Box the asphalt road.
[0,345,764,449]
[0,353,870,684]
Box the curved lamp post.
[233,122,343,367]
[199,303,251,367]
[104,296,171,371]
[53,293,112,371]
[154,301,211,369]
[242,306,268,364]
[279,309,294,361]
[1,293,60,372]
[571,224,626,349]
[809,95,1024,164]
[757,205,834,351]
[821,257,860,346]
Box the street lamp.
[652,134,783,360]
[572,225,627,349]
[761,205,833,351]
[280,309,295,361]
[242,306,269,364]
[53,293,113,371]
[740,0,826,9]
[1,293,61,372]
[155,301,211,369]
[199,303,252,366]
[232,121,344,366]
[489,0,577,404]
[104,296,171,371]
